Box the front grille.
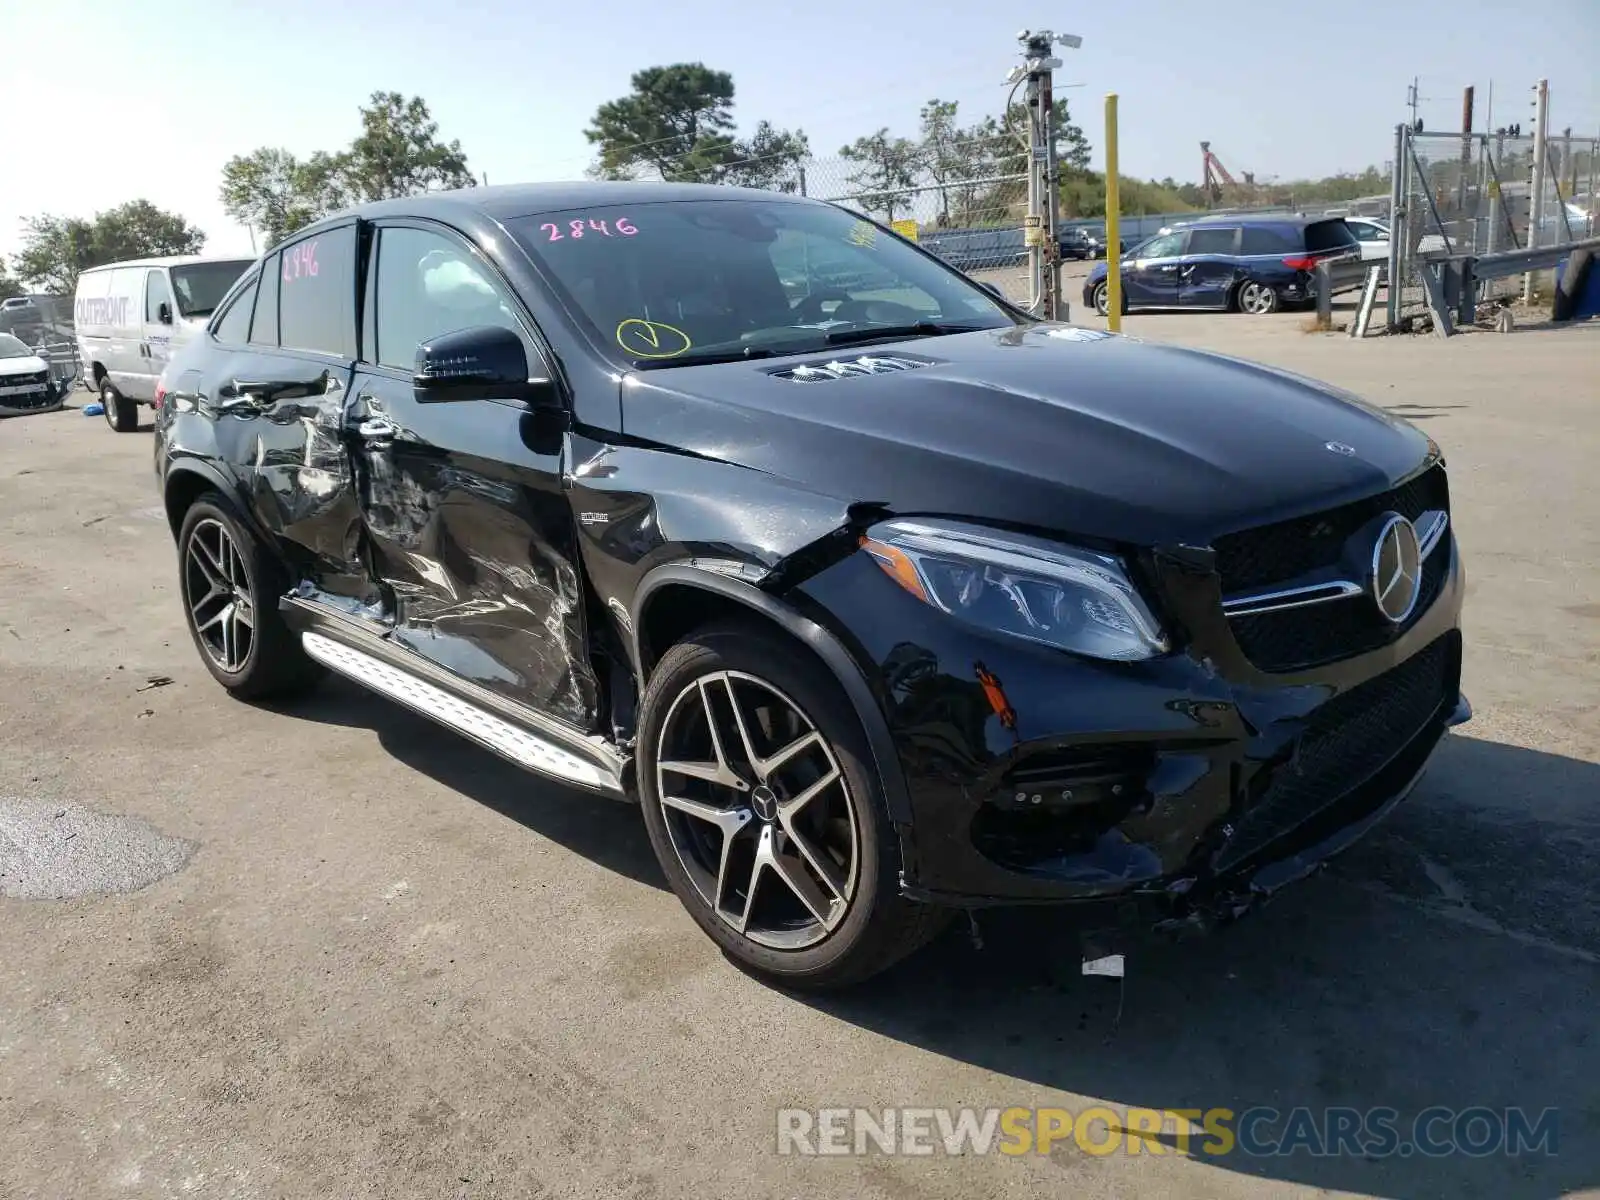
[1230,539,1450,672]
[1216,464,1450,671]
[1217,633,1455,868]
[1215,465,1448,593]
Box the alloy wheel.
[1240,282,1276,314]
[654,670,861,950]
[184,518,255,673]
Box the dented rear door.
[348,220,597,729]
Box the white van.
[75,255,254,432]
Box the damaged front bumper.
[790,534,1468,934]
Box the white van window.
[171,260,254,319]
[145,271,174,324]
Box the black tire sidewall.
[101,380,135,432]
[1094,282,1109,315]
[636,627,905,986]
[178,498,266,689]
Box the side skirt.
[282,596,630,799]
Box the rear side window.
[1305,220,1360,252]
[1186,227,1238,255]
[144,271,174,323]
[276,226,356,358]
[212,276,257,343]
[1240,226,1300,255]
[251,254,280,347]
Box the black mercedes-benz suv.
[154,182,1468,988]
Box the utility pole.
[1457,86,1475,218]
[1524,77,1548,303]
[1010,28,1081,321]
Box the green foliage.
[220,92,475,248]
[839,128,922,220]
[584,64,808,187]
[14,200,206,295]
[0,258,23,302]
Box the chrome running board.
[300,632,625,795]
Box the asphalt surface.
[2,316,1597,1199]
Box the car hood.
[0,354,48,377]
[619,324,1433,548]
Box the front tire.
[1092,281,1127,316]
[176,495,322,700]
[101,378,137,432]
[637,623,944,989]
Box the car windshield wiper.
[823,321,986,346]
[641,346,776,367]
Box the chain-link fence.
[1392,127,1599,320]
[0,294,81,391]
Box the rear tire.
[101,378,137,432]
[1236,280,1280,315]
[176,494,322,700]
[637,623,946,990]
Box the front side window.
[171,260,254,319]
[372,226,524,371]
[508,200,1017,368]
[145,271,174,323]
[276,227,356,357]
[1132,232,1186,259]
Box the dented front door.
[348,221,596,730]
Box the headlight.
[859,518,1166,661]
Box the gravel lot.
[2,315,1597,1199]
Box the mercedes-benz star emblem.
[1370,514,1422,624]
[1325,441,1356,456]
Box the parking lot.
[2,314,1598,1198]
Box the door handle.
[357,416,399,441]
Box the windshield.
[509,199,1020,367]
[170,260,255,318]
[0,333,31,358]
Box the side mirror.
[413,325,559,407]
[158,301,173,325]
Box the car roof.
[314,181,813,231]
[79,254,257,274]
[1174,213,1345,230]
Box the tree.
[586,64,739,183]
[220,148,345,249]
[220,92,474,248]
[14,201,205,294]
[722,120,810,192]
[0,258,22,303]
[584,64,809,187]
[838,128,922,220]
[340,91,476,201]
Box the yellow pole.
[1104,93,1122,333]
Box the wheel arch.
[632,565,915,827]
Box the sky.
[4,0,1598,265]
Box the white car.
[0,331,64,417]
[74,254,253,432]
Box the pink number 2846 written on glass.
[539,216,638,242]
